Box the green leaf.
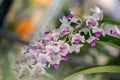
[63,66,120,80]
[20,74,25,79]
[99,20,120,26]
[98,35,120,49]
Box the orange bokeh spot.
[33,0,53,6]
[14,19,34,41]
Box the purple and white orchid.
[15,6,120,79]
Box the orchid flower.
[86,36,99,46]
[72,33,85,44]
[85,16,98,27]
[92,26,105,37]
[70,44,83,54]
[91,6,103,20]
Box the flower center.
[31,56,36,60]
[90,40,96,46]
[48,37,54,43]
[74,38,80,44]
[87,21,96,27]
[63,29,71,34]
[44,31,50,35]
[60,46,66,51]
[61,55,68,61]
[35,47,43,51]
[110,30,116,35]
[53,64,59,69]
[49,51,55,56]
[67,15,73,20]
[95,32,102,37]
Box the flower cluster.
[14,6,119,79]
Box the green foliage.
[99,20,120,25]
[63,66,120,80]
[98,35,120,49]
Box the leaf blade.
[99,20,120,26]
[63,66,120,80]
[98,35,120,49]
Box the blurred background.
[0,0,120,80]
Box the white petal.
[92,13,101,20]
[115,26,120,35]
[70,44,83,53]
[80,36,85,43]
[60,16,69,25]
[86,36,96,43]
[91,6,103,14]
[70,17,79,23]
[69,8,76,15]
[75,23,82,28]
[80,28,89,35]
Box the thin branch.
[0,0,14,44]
[0,0,14,27]
[0,28,30,46]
